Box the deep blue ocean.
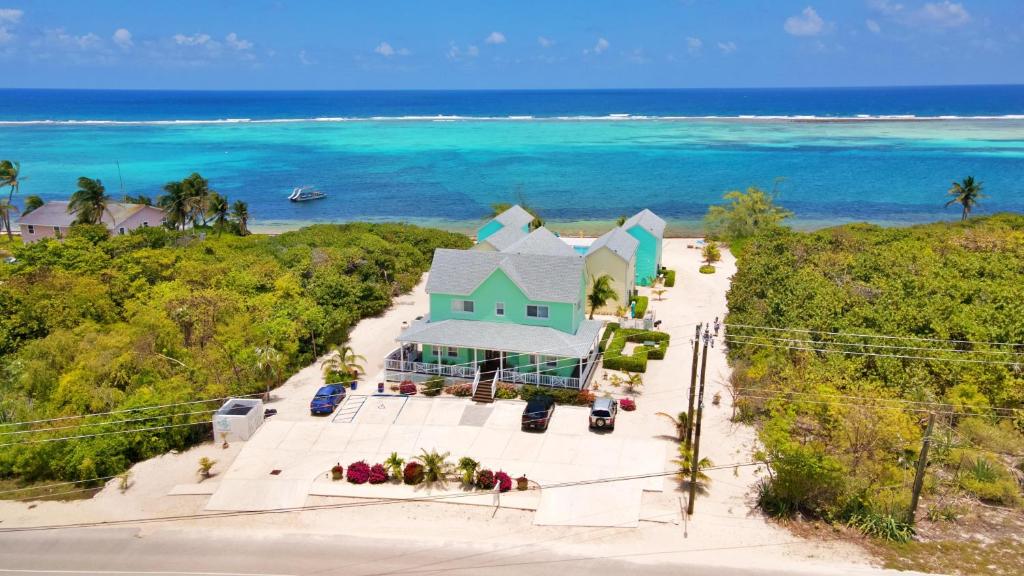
[2,86,1023,233]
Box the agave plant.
[384,452,405,481]
[457,457,480,486]
[414,449,453,487]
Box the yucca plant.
[414,449,453,487]
[457,457,480,486]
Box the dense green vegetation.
[726,215,1024,537]
[0,223,471,484]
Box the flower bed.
[445,382,473,397]
[399,381,417,395]
[620,398,636,411]
[476,469,496,490]
[346,461,370,484]
[495,471,512,493]
[368,463,388,484]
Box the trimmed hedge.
[699,264,716,274]
[519,385,594,406]
[631,296,649,318]
[599,322,620,352]
[661,268,676,287]
[603,328,671,373]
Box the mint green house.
[387,240,602,395]
[622,209,666,286]
[474,204,534,251]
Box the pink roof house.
[16,201,168,243]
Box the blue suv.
[310,384,346,415]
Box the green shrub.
[630,296,649,318]
[602,328,670,373]
[519,385,592,406]
[422,376,445,397]
[598,323,619,352]
[756,443,846,518]
[699,264,715,274]
[495,383,518,399]
[956,453,1021,506]
[662,268,676,287]
[847,511,915,543]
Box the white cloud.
[537,36,553,48]
[868,0,904,16]
[866,19,882,34]
[717,40,738,54]
[917,1,970,28]
[0,8,22,23]
[375,41,395,56]
[467,44,479,57]
[447,42,479,60]
[112,28,132,49]
[299,49,313,66]
[784,6,825,36]
[44,28,102,50]
[225,32,252,50]
[584,37,609,55]
[485,31,506,45]
[173,33,211,46]
[686,36,703,54]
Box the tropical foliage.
[68,177,112,225]
[587,273,618,319]
[0,222,470,483]
[945,176,984,221]
[704,186,792,255]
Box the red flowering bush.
[475,468,496,489]
[403,461,425,485]
[494,471,512,493]
[400,381,418,395]
[575,390,596,406]
[346,461,370,484]
[368,463,388,484]
[445,383,473,397]
[620,398,636,411]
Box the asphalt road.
[0,527,922,576]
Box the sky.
[1,0,1022,90]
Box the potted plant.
[197,457,217,480]
[385,452,405,481]
[331,463,344,481]
[516,475,529,491]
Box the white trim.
[451,299,475,313]
[495,301,505,316]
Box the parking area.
[200,395,668,527]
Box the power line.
[0,394,264,429]
[0,475,118,496]
[723,337,1024,366]
[0,420,211,448]
[0,408,221,437]
[725,332,1024,357]
[727,386,1023,416]
[724,322,1024,348]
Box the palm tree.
[623,371,643,394]
[68,177,112,225]
[207,192,229,234]
[182,173,212,225]
[123,194,153,206]
[0,161,22,238]
[702,241,721,265]
[616,215,627,226]
[0,201,18,241]
[655,411,690,442]
[231,200,250,236]
[587,274,618,319]
[457,457,480,486]
[414,449,452,486]
[674,443,713,489]
[159,181,190,230]
[384,452,405,481]
[254,345,283,398]
[320,344,366,381]
[22,195,44,216]
[945,176,984,221]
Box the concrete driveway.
[200,395,667,527]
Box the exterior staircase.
[472,371,496,403]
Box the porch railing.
[385,358,477,379]
[471,370,481,397]
[499,369,580,389]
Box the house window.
[54,227,62,239]
[528,354,538,366]
[495,302,505,316]
[451,300,474,313]
[118,227,126,235]
[26,225,34,234]
[526,305,549,319]
[142,221,149,227]
[446,347,459,358]
[543,355,558,368]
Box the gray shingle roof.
[502,227,579,257]
[426,248,584,304]
[493,204,535,228]
[586,227,639,262]
[622,209,666,238]
[479,224,529,251]
[398,317,603,358]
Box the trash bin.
[377,382,384,393]
[350,381,358,391]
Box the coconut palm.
[182,172,213,225]
[0,201,18,241]
[123,193,153,206]
[945,176,984,221]
[22,195,44,216]
[207,192,230,234]
[0,161,21,238]
[320,344,366,381]
[254,345,283,398]
[414,449,453,486]
[68,177,112,225]
[702,241,721,265]
[384,452,405,481]
[674,443,713,489]
[655,411,690,442]
[159,181,191,230]
[231,200,250,236]
[587,274,618,319]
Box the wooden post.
[685,323,702,448]
[687,329,710,516]
[907,412,935,525]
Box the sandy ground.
[0,239,882,574]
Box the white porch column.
[474,348,478,372]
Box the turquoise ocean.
[2,87,1023,234]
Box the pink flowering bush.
[368,463,388,484]
[620,398,636,411]
[445,383,473,397]
[346,460,370,484]
[475,469,496,490]
[399,381,417,395]
[494,471,513,493]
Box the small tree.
[197,457,217,479]
[414,449,452,487]
[117,470,132,493]
[702,241,721,266]
[674,444,713,491]
[703,186,792,244]
[624,372,643,395]
[254,345,284,399]
[321,344,366,381]
[655,411,689,442]
[945,176,984,221]
[384,452,405,481]
[457,457,480,486]
[587,274,618,319]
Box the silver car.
[589,397,618,431]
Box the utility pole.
[687,324,711,516]
[907,411,935,525]
[685,323,702,448]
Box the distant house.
[474,204,534,251]
[16,201,168,243]
[621,209,666,286]
[584,227,639,313]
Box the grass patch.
[699,264,716,274]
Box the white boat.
[288,186,326,202]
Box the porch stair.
[333,395,367,424]
[472,374,495,404]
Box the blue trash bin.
[350,381,358,391]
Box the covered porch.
[385,317,603,390]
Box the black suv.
[521,395,556,431]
